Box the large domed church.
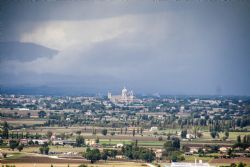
[108,87,134,104]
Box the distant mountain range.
[0,85,95,96]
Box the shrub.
[158,136,163,141]
[2,152,7,158]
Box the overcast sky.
[0,0,249,95]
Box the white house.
[150,127,158,131]
[186,134,195,139]
[116,143,124,148]
[219,147,231,153]
[32,139,49,145]
[52,140,64,145]
[167,160,215,167]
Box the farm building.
[155,149,163,159]
[85,139,96,146]
[166,161,215,167]
[150,127,158,131]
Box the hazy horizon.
[0,1,249,96]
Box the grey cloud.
[0,1,249,95]
[0,42,58,62]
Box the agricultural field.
[21,145,85,153]
[202,131,250,141]
[0,119,46,126]
[0,151,147,167]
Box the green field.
[183,154,214,163]
[99,139,164,146]
[202,131,250,140]
[22,145,85,153]
[99,139,132,145]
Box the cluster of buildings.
[0,89,249,130]
[166,161,215,167]
[108,87,135,104]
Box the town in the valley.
[0,88,249,167]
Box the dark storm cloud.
[0,42,58,62]
[0,0,249,95]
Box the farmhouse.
[150,127,158,131]
[116,143,124,148]
[52,140,64,145]
[155,149,163,159]
[63,140,76,145]
[167,161,215,167]
[219,146,231,153]
[189,147,200,153]
[115,155,125,159]
[32,139,49,145]
[186,134,195,139]
[19,139,28,145]
[85,139,96,146]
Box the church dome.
[122,87,127,95]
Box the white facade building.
[108,87,134,104]
[165,160,215,167]
[150,127,158,132]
